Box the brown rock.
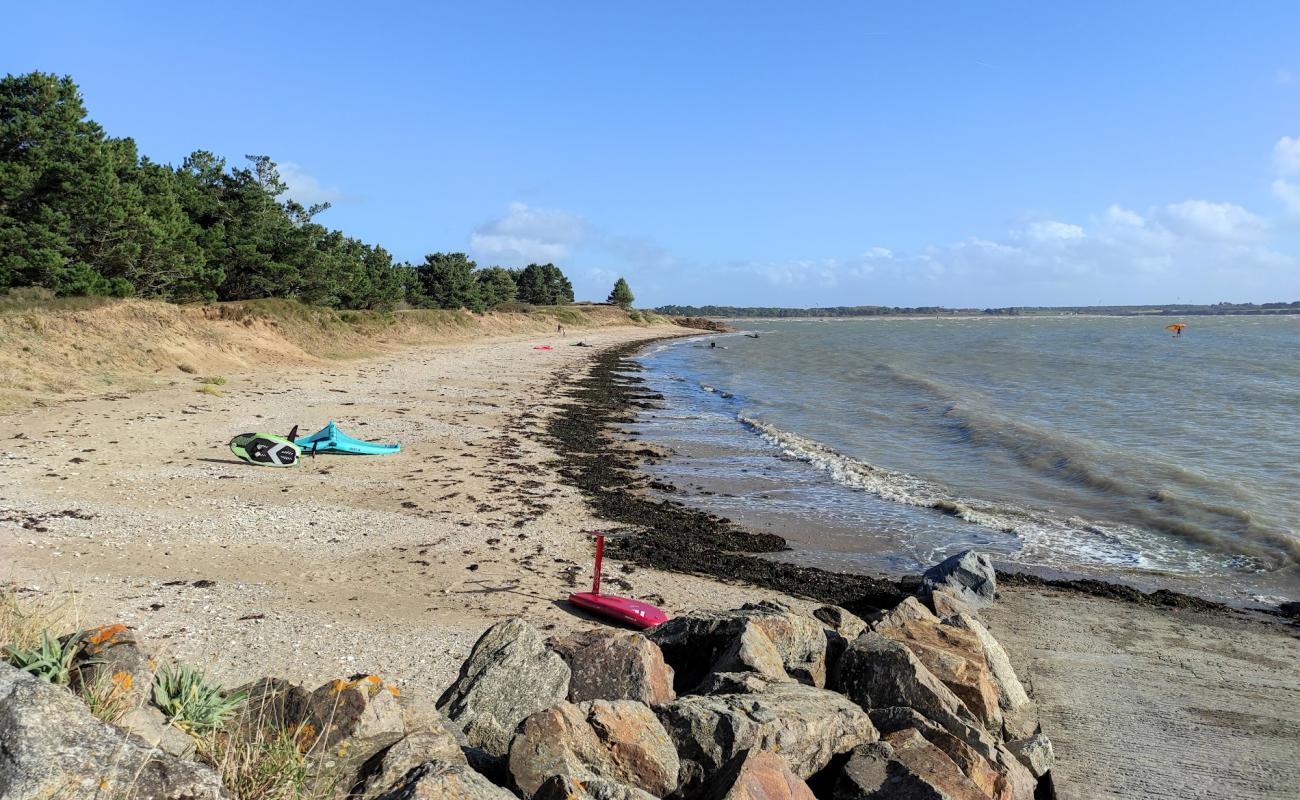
[832,632,996,761]
[930,588,979,619]
[372,760,516,800]
[552,630,675,706]
[869,707,1000,796]
[507,700,679,798]
[943,613,1039,740]
[303,674,407,786]
[884,728,988,800]
[703,749,816,800]
[995,744,1038,800]
[874,618,1002,731]
[873,597,939,630]
[813,606,868,641]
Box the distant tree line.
[652,304,966,317]
[0,72,576,312]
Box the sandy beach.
[0,325,793,705]
[3,324,1299,800]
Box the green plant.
[3,629,89,685]
[198,376,227,385]
[153,663,246,733]
[196,384,223,396]
[80,668,136,724]
[197,722,340,800]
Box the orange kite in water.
[1165,323,1187,335]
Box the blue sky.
[5,2,1299,307]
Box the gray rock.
[357,725,469,798]
[551,629,675,706]
[507,700,679,798]
[866,708,1000,796]
[921,550,997,609]
[1007,732,1054,777]
[812,605,868,641]
[534,774,658,800]
[372,760,516,800]
[943,612,1039,740]
[0,663,226,799]
[69,625,154,710]
[832,632,996,761]
[436,619,571,757]
[872,597,939,631]
[832,741,896,800]
[656,680,876,797]
[302,675,407,789]
[876,728,988,800]
[996,743,1039,800]
[649,604,831,691]
[117,705,197,758]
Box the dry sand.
[0,326,797,705]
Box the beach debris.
[656,680,877,797]
[702,748,815,800]
[0,664,224,800]
[921,549,998,609]
[436,618,571,757]
[549,629,676,706]
[507,699,680,797]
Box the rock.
[812,606,868,641]
[508,700,679,798]
[832,632,996,761]
[694,672,787,696]
[714,623,790,682]
[69,623,154,710]
[873,597,939,630]
[302,674,407,786]
[995,744,1038,800]
[868,707,1000,796]
[921,550,997,609]
[649,604,830,691]
[703,749,816,800]
[831,741,895,800]
[930,588,979,619]
[1007,732,1054,778]
[231,676,311,731]
[437,618,571,757]
[657,680,876,796]
[873,617,1002,731]
[551,630,675,706]
[534,774,659,800]
[372,760,516,800]
[357,729,469,798]
[943,613,1039,740]
[117,705,197,758]
[877,728,989,800]
[0,663,226,799]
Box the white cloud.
[1022,220,1085,242]
[1105,205,1145,227]
[1274,136,1300,177]
[1154,200,1269,242]
[278,161,345,206]
[1273,179,1300,217]
[469,202,588,263]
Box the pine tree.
[608,277,634,308]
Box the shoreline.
[560,336,1287,619]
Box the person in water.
[709,341,716,349]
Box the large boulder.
[356,722,469,798]
[879,728,989,800]
[944,613,1039,740]
[70,623,154,709]
[649,603,830,691]
[656,680,876,796]
[372,760,516,800]
[832,632,996,761]
[868,707,1000,797]
[873,617,1002,731]
[872,597,938,631]
[0,663,226,799]
[702,749,816,800]
[302,674,407,786]
[551,630,675,706]
[920,550,997,609]
[437,619,571,757]
[812,606,868,641]
[995,744,1038,800]
[508,700,679,798]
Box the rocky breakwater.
[0,550,1053,799]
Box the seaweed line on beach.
[546,336,1252,618]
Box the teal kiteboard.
[293,421,400,456]
[228,433,302,467]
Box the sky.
[4,2,1299,307]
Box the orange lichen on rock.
[83,623,131,654]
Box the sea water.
[630,315,1300,605]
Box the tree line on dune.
[0,72,588,312]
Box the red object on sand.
[568,533,668,629]
[533,345,553,350]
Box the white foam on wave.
[736,413,1248,575]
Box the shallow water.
[631,316,1300,605]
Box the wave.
[737,413,1295,573]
